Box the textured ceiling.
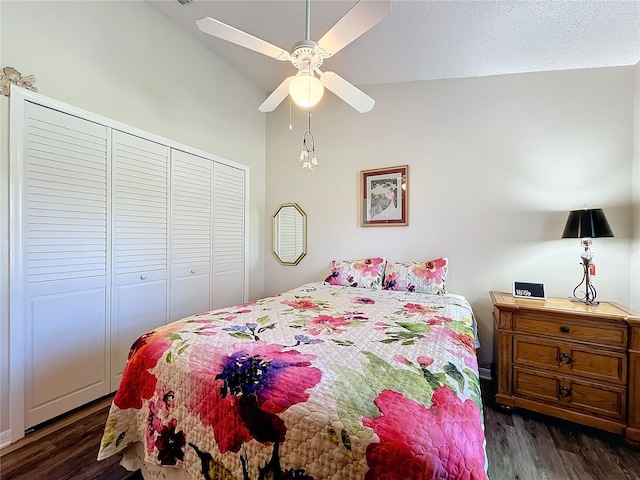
[149,0,640,93]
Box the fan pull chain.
[289,96,292,130]
[299,111,317,172]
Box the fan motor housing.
[290,40,323,69]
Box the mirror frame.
[272,203,307,266]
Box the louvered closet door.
[22,102,110,428]
[170,150,213,322]
[110,131,169,390]
[213,162,246,308]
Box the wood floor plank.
[520,416,573,479]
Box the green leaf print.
[229,332,253,340]
[331,339,355,347]
[421,368,456,392]
[444,362,465,392]
[256,315,270,325]
[446,319,474,337]
[115,431,126,447]
[395,322,430,333]
[332,352,433,437]
[256,323,276,334]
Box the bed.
[98,261,488,480]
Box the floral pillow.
[324,257,386,290]
[383,258,448,295]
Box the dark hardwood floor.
[1,382,639,479]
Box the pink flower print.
[307,315,349,335]
[384,271,399,290]
[404,303,437,315]
[363,388,487,480]
[237,301,258,308]
[146,401,162,455]
[324,267,344,285]
[412,258,447,285]
[114,323,182,410]
[464,353,479,370]
[281,298,317,310]
[447,330,476,355]
[353,297,375,305]
[394,355,410,365]
[154,418,186,466]
[424,316,452,326]
[185,342,321,453]
[353,257,385,277]
[374,322,389,331]
[195,330,218,336]
[416,356,434,367]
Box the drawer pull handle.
[559,353,572,365]
[559,386,571,397]
[560,326,570,333]
[191,269,196,274]
[140,275,147,280]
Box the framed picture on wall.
[360,165,408,226]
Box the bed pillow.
[324,257,386,290]
[383,258,448,294]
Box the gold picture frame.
[360,165,408,226]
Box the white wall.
[0,1,267,440]
[0,0,8,445]
[632,61,640,312]
[265,66,636,368]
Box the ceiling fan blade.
[196,17,290,61]
[259,76,295,112]
[317,0,391,58]
[321,71,374,113]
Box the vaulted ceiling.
[149,0,639,94]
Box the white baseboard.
[479,367,492,381]
[0,428,11,449]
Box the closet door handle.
[140,274,147,280]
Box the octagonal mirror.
[273,203,306,266]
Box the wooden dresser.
[491,291,640,447]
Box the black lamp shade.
[562,208,614,239]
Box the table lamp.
[561,208,614,306]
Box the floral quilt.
[97,282,488,480]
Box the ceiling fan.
[196,0,391,113]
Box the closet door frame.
[8,87,249,444]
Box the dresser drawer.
[513,336,627,384]
[513,367,626,420]
[512,312,628,347]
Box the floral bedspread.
[97,282,488,480]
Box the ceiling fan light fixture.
[289,70,324,108]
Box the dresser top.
[490,291,640,322]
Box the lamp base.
[571,255,598,307]
[570,297,599,307]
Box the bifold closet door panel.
[170,150,213,322]
[21,102,110,428]
[212,162,246,309]
[110,130,169,390]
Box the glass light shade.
[289,72,324,108]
